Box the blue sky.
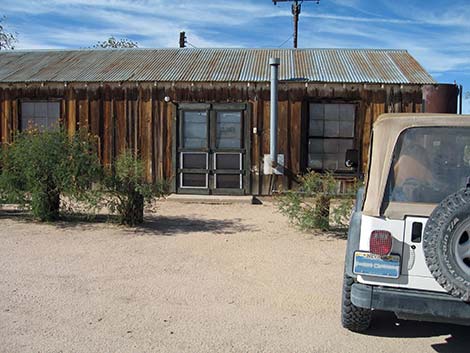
[2,0,470,112]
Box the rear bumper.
[351,283,470,325]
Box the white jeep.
[342,113,470,332]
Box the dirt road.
[0,201,467,353]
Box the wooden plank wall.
[249,84,423,193]
[0,85,174,183]
[0,83,424,194]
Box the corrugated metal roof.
[0,48,435,84]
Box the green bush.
[103,150,167,226]
[277,171,359,231]
[0,129,101,221]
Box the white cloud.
[302,13,415,25]
[381,1,470,28]
[5,0,276,49]
[3,0,273,25]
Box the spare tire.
[423,188,470,301]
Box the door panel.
[215,111,242,149]
[402,217,433,278]
[182,111,208,149]
[215,174,242,189]
[177,106,247,195]
[214,153,242,170]
[181,152,207,169]
[181,173,208,189]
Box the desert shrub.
[277,171,359,231]
[103,150,167,226]
[0,129,101,221]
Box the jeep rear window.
[385,127,470,204]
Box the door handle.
[411,222,423,243]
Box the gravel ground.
[0,201,468,353]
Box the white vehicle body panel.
[357,215,446,293]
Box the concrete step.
[165,194,254,205]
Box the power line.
[278,33,294,48]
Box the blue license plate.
[353,251,401,279]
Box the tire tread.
[341,274,372,332]
[423,189,470,302]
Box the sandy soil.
[0,201,468,353]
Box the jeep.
[342,113,470,332]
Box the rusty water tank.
[422,84,459,113]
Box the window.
[216,111,242,148]
[308,103,355,171]
[385,127,470,204]
[21,101,60,131]
[182,111,208,148]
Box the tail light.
[370,230,393,256]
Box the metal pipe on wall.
[460,84,463,115]
[269,57,280,171]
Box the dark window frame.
[19,99,63,132]
[306,101,359,175]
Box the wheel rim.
[454,229,470,276]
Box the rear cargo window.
[385,127,470,204]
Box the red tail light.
[370,230,393,256]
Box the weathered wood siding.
[0,82,423,194]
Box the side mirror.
[345,149,359,169]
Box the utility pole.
[273,0,320,48]
[179,31,186,48]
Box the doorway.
[176,103,250,195]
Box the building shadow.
[0,209,256,236]
[305,227,348,240]
[0,209,114,228]
[325,227,348,239]
[364,311,469,353]
[133,215,257,236]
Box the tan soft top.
[363,113,470,218]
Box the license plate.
[353,251,401,279]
